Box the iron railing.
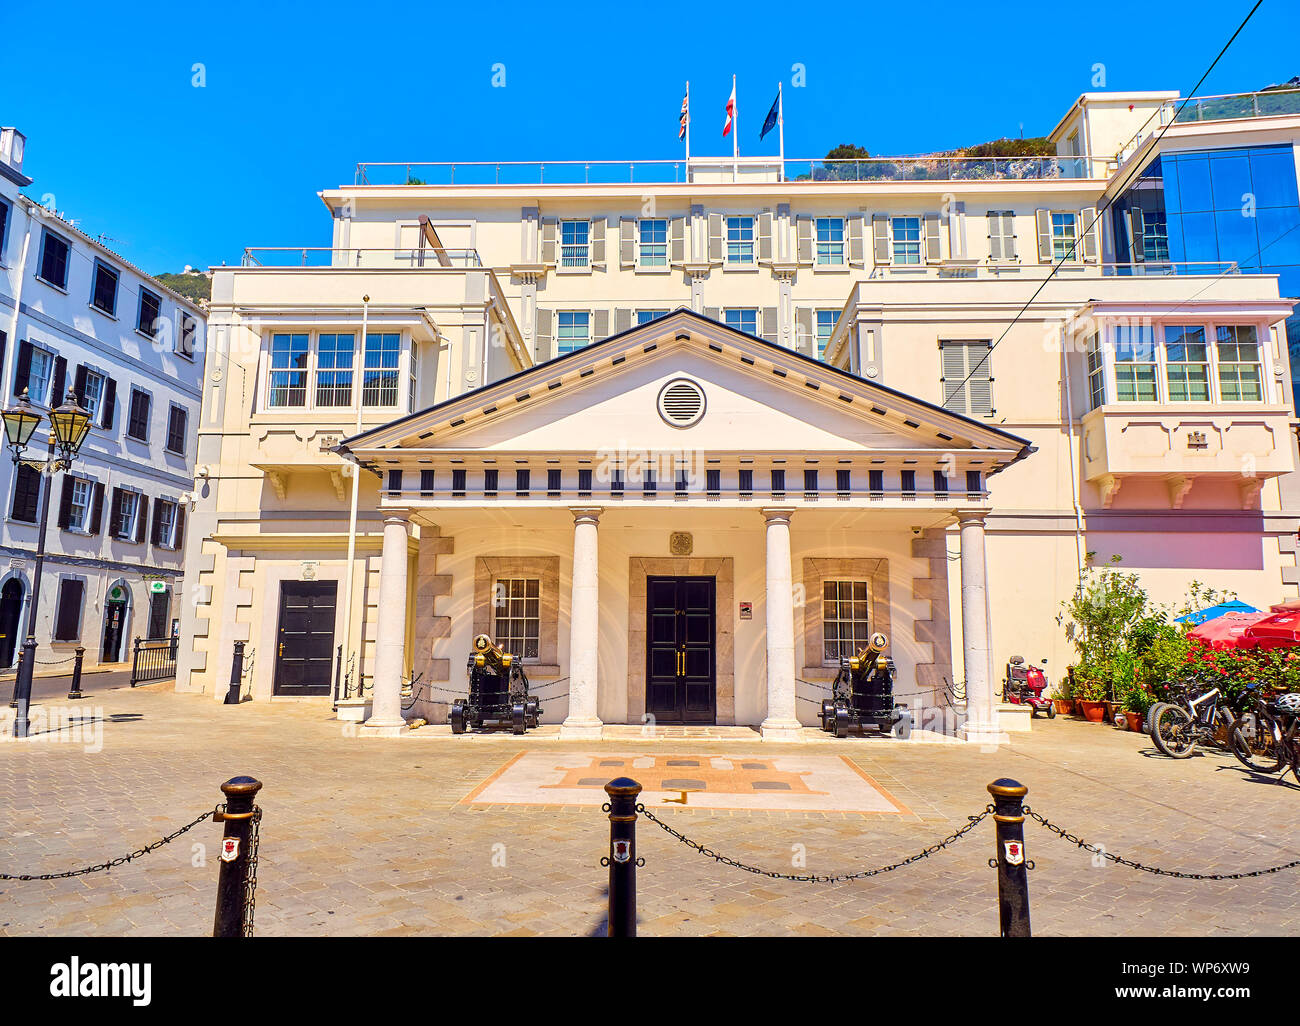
[240,247,483,268]
[130,636,178,687]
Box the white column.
[957,510,1006,744]
[362,515,410,736]
[561,507,604,739]
[760,508,802,741]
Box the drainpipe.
[1059,326,1086,586]
[336,295,369,708]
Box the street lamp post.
[4,390,91,739]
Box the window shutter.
[614,308,632,334]
[590,218,606,267]
[0,332,5,382]
[13,341,32,397]
[847,214,865,266]
[73,365,87,404]
[758,210,774,262]
[1002,212,1018,260]
[540,218,557,265]
[1129,207,1145,262]
[51,356,67,406]
[11,464,39,522]
[54,580,83,642]
[1080,207,1099,262]
[795,308,814,357]
[669,216,685,263]
[109,487,124,537]
[1035,209,1053,262]
[968,344,993,417]
[872,215,890,264]
[592,309,609,341]
[151,499,162,545]
[101,377,117,429]
[796,216,812,263]
[619,218,635,268]
[924,213,942,262]
[708,213,723,262]
[174,506,185,550]
[940,342,968,413]
[135,496,148,543]
[58,476,74,530]
[760,307,779,346]
[88,482,104,536]
[703,306,721,323]
[987,212,1003,261]
[534,308,553,363]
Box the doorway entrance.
[645,575,716,724]
[273,581,338,696]
[101,584,129,662]
[0,578,23,667]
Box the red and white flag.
[723,81,736,137]
[679,90,689,139]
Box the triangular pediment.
[340,310,1031,468]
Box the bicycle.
[1229,690,1300,777]
[1149,681,1238,759]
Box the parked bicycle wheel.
[1152,704,1198,758]
[1144,702,1166,736]
[1230,710,1284,773]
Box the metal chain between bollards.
[0,807,220,881]
[1024,806,1300,879]
[638,803,995,883]
[242,807,263,937]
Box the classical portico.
[346,311,1030,740]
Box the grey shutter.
[540,218,557,265]
[948,201,966,258]
[847,214,865,266]
[795,308,814,356]
[619,217,635,268]
[796,216,813,263]
[590,218,606,267]
[614,308,633,334]
[708,213,723,262]
[592,309,609,341]
[1002,212,1017,260]
[987,211,1003,261]
[669,216,685,263]
[1129,207,1145,262]
[1035,209,1053,262]
[703,306,721,323]
[758,210,774,262]
[968,344,993,417]
[535,308,553,362]
[872,215,890,264]
[924,213,941,262]
[1080,207,1099,262]
[761,307,779,345]
[940,342,967,413]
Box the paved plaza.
[2,683,1300,937]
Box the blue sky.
[2,0,1296,274]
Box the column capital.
[760,506,797,524]
[382,512,411,526]
[954,509,989,528]
[569,506,604,525]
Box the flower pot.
[1077,700,1106,722]
[1102,700,1121,723]
[1053,698,1075,716]
[1124,711,1144,732]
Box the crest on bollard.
[612,839,632,863]
[220,837,240,863]
[1004,840,1024,865]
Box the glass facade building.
[1111,144,1300,406]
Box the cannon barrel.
[848,631,889,671]
[471,633,514,671]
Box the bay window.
[1113,324,1158,401]
[265,331,413,411]
[362,332,401,407]
[315,333,354,407]
[1216,325,1263,401]
[1086,334,1106,409]
[1163,326,1210,402]
[268,333,309,408]
[1089,321,1270,407]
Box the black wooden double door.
[646,576,716,724]
[274,581,338,696]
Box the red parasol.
[1187,611,1271,650]
[1243,608,1300,648]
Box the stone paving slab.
[2,685,1299,936]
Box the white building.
[0,126,205,673]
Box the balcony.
[1080,403,1295,509]
[241,247,483,268]
[1115,88,1300,167]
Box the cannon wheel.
[525,697,540,728]
[820,700,835,732]
[833,703,850,739]
[512,702,527,735]
[450,701,467,735]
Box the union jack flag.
[679,91,689,139]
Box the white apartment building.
[182,87,1300,740]
[0,127,205,673]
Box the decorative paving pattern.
[462,751,911,813]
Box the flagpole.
[685,80,691,181]
[732,74,739,182]
[777,82,785,182]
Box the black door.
[0,579,22,667]
[102,600,126,661]
[147,589,170,639]
[646,576,715,725]
[274,581,338,696]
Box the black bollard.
[213,775,262,937]
[224,641,245,706]
[988,778,1031,938]
[8,649,22,708]
[67,647,85,700]
[603,777,642,938]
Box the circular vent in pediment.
[657,378,706,427]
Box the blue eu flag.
[759,90,780,140]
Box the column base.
[359,716,409,738]
[336,698,372,723]
[959,720,1010,746]
[759,717,804,742]
[559,716,604,740]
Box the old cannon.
[450,634,541,735]
[819,632,912,739]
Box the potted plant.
[1073,665,1109,722]
[1053,669,1076,716]
[1122,681,1153,733]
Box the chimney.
[0,127,26,175]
